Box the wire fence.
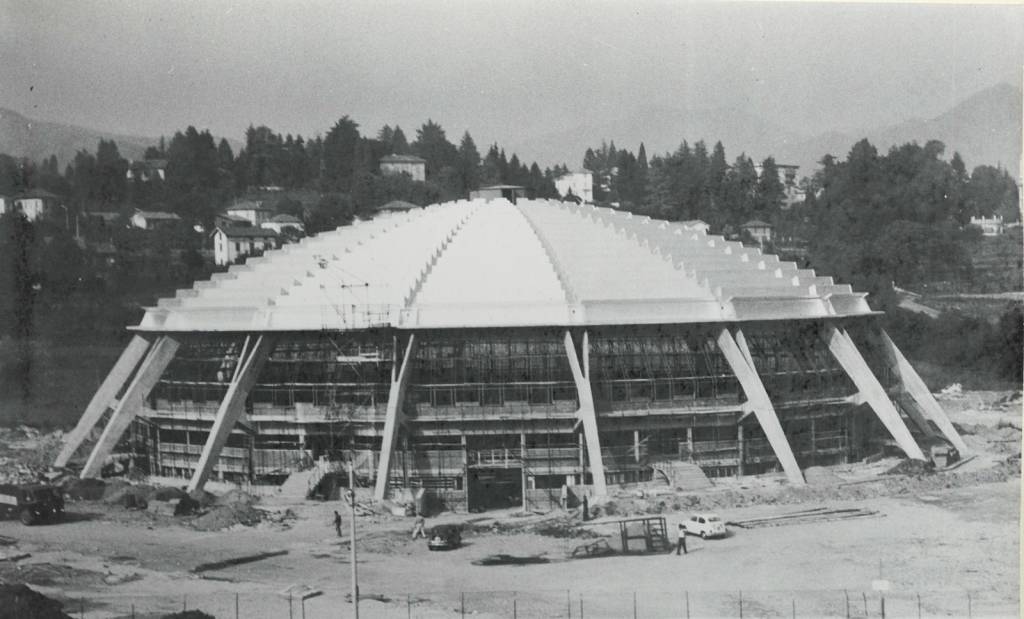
[57,588,1017,619]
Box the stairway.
[278,468,318,500]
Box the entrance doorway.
[467,468,522,511]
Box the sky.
[1,1,1022,164]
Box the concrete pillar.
[737,424,744,477]
[520,432,527,512]
[56,335,153,468]
[823,325,926,461]
[874,329,968,453]
[461,434,469,512]
[81,336,180,479]
[633,430,641,463]
[718,328,805,485]
[187,335,275,493]
[374,334,417,501]
[564,330,607,496]
[686,426,694,461]
[810,417,817,466]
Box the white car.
[682,513,727,539]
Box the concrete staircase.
[650,461,713,491]
[278,468,318,500]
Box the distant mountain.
[508,104,807,170]
[0,107,156,167]
[775,82,1022,174]
[510,82,1021,179]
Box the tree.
[322,116,361,191]
[412,120,458,181]
[457,132,481,192]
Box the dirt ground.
[0,390,1019,618]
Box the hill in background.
[0,107,156,168]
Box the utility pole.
[349,462,359,619]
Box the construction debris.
[278,583,322,601]
[472,554,551,566]
[727,506,882,529]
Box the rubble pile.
[0,583,73,619]
[190,490,264,531]
[0,426,64,485]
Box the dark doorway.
[467,468,522,511]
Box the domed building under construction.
[56,199,965,511]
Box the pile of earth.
[587,459,1020,517]
[0,583,73,619]
[189,490,263,531]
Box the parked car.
[682,513,727,539]
[0,484,65,525]
[427,524,462,550]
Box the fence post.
[633,591,637,619]
[567,590,571,619]
[80,600,84,619]
[288,592,293,619]
[792,598,796,619]
[235,593,239,619]
[685,591,690,619]
[739,590,743,619]
[407,594,412,619]
[183,595,187,611]
[917,592,921,618]
[844,590,850,619]
[579,593,584,619]
[131,603,135,619]
[880,594,886,619]
[461,592,465,618]
[862,592,867,616]
[967,591,972,618]
[513,591,517,619]
[301,596,306,619]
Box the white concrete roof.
[137,199,873,331]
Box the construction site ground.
[0,390,1019,618]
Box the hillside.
[777,82,1023,172]
[0,107,156,167]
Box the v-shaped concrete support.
[718,328,805,485]
[873,329,968,454]
[374,334,417,502]
[55,335,152,468]
[564,330,607,496]
[822,325,926,461]
[81,335,180,479]
[187,335,275,492]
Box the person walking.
[333,510,342,537]
[675,523,688,555]
[411,514,426,540]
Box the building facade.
[380,154,427,182]
[555,171,594,203]
[59,199,965,513]
[212,226,279,265]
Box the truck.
[0,484,65,525]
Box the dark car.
[0,484,65,525]
[427,524,462,551]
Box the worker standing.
[411,514,426,540]
[333,510,342,537]
[676,523,688,555]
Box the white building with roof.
[212,226,279,265]
[555,171,594,203]
[380,154,427,182]
[59,198,963,511]
[261,213,305,235]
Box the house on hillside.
[261,213,305,235]
[214,212,252,230]
[131,209,181,230]
[469,185,527,203]
[969,215,1004,236]
[212,226,279,266]
[555,171,594,203]
[754,162,805,208]
[126,159,167,182]
[225,201,274,227]
[380,154,426,182]
[9,189,62,222]
[741,219,773,245]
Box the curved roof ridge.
[515,200,578,304]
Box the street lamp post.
[349,462,359,619]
